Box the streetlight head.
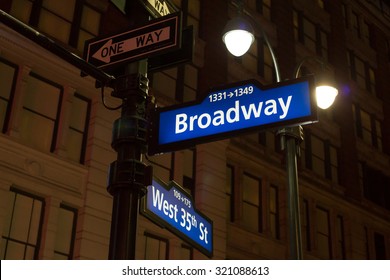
[315,71,338,109]
[222,17,255,57]
[315,85,338,109]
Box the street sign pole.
[106,0,153,260]
[278,126,304,260]
[107,59,150,260]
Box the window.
[304,131,339,183]
[182,0,200,37]
[182,149,196,196]
[360,163,390,211]
[293,10,328,60]
[349,10,372,46]
[242,173,262,233]
[362,20,371,45]
[341,4,349,28]
[9,0,101,52]
[1,188,44,259]
[351,11,360,38]
[19,73,62,152]
[367,67,376,95]
[336,215,346,259]
[354,55,367,89]
[0,58,18,133]
[327,144,339,183]
[176,64,198,102]
[226,165,234,222]
[316,207,332,259]
[147,153,173,182]
[348,51,377,95]
[151,69,177,101]
[37,0,76,43]
[303,17,317,54]
[311,135,326,178]
[364,226,370,259]
[317,0,325,9]
[0,58,92,164]
[144,232,168,259]
[269,185,280,239]
[53,205,77,259]
[67,94,91,164]
[77,4,101,51]
[301,199,311,251]
[317,29,328,60]
[374,232,387,259]
[180,244,193,260]
[256,0,272,20]
[352,105,383,151]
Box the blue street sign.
[141,179,213,257]
[149,77,317,154]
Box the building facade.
[0,0,389,260]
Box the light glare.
[316,86,338,109]
[223,30,254,57]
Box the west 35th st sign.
[149,77,317,155]
[141,179,213,257]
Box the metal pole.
[106,0,153,260]
[107,60,150,259]
[278,126,303,259]
[260,23,304,259]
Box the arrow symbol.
[92,26,171,63]
[228,92,234,98]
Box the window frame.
[53,204,78,260]
[0,57,18,134]
[269,184,280,239]
[69,93,91,164]
[293,10,329,59]
[242,172,263,233]
[144,232,169,260]
[9,0,101,51]
[316,206,332,259]
[1,187,45,260]
[21,72,63,153]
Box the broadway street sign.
[84,12,181,69]
[141,178,213,257]
[149,77,317,155]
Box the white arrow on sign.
[92,26,171,63]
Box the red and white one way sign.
[84,12,181,69]
[92,26,171,63]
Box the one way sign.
[84,12,181,69]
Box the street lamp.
[222,19,338,107]
[222,16,255,57]
[294,57,338,109]
[222,7,338,260]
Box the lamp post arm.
[293,56,325,78]
[231,2,281,83]
[260,29,281,83]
